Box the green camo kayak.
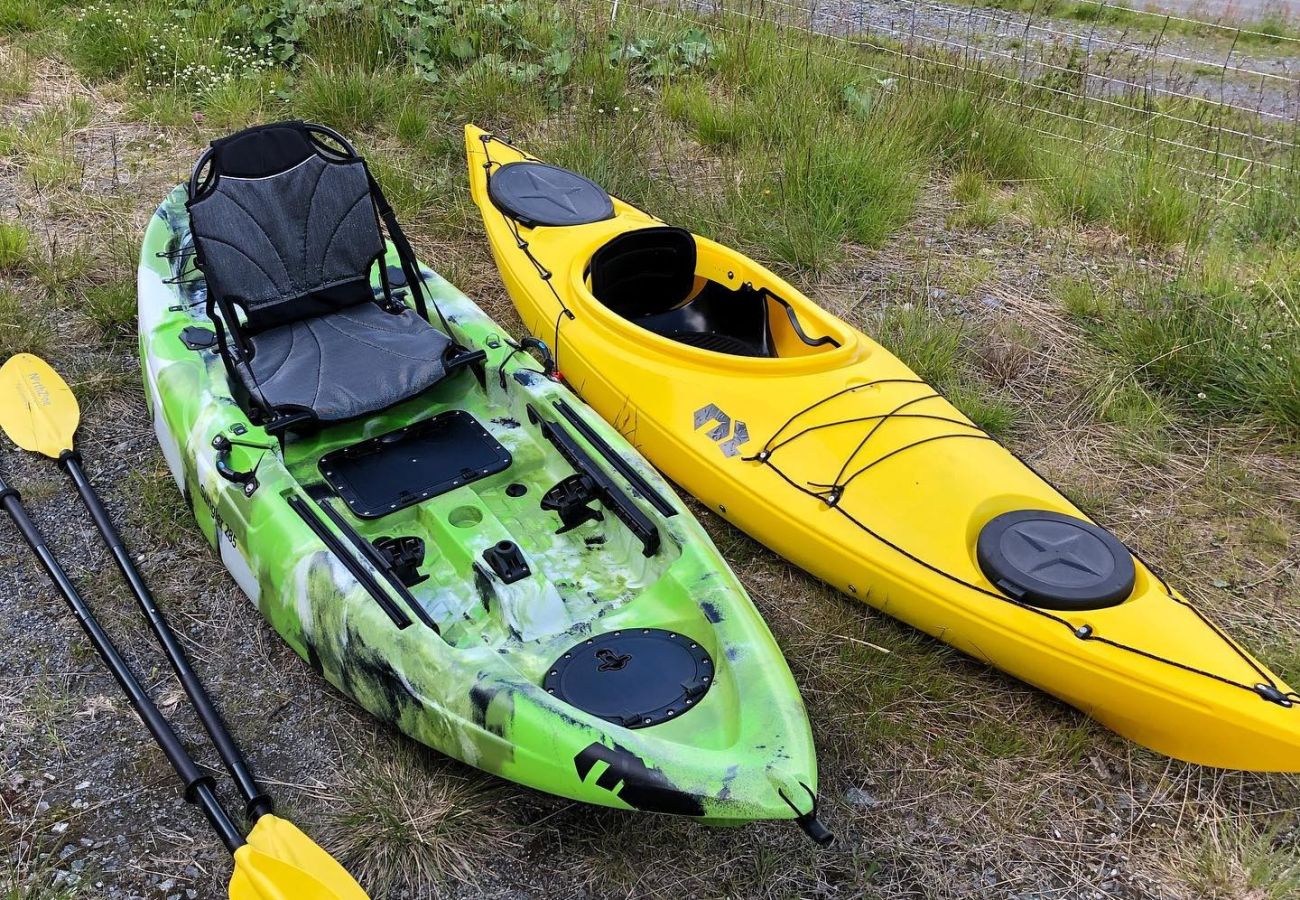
[137,172,824,835]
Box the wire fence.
[609,0,1299,202]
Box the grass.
[1,0,1298,897]
[949,169,1006,230]
[1067,255,1300,433]
[80,279,135,335]
[291,64,405,133]
[0,289,54,358]
[1040,151,1198,248]
[1183,819,1300,899]
[0,46,34,100]
[0,223,33,272]
[2,97,93,190]
[910,88,1040,181]
[876,303,1022,436]
[318,742,508,894]
[0,0,52,34]
[122,465,192,538]
[878,302,964,386]
[663,81,757,148]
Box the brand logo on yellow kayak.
[693,404,749,457]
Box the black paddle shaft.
[0,471,245,853]
[58,452,273,821]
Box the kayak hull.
[466,126,1300,772]
[138,185,820,823]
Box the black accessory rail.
[287,493,411,629]
[527,405,660,557]
[307,486,441,633]
[551,399,676,519]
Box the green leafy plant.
[608,27,717,79]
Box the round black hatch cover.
[544,629,713,729]
[488,161,615,228]
[977,509,1136,611]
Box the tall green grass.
[1067,253,1300,433]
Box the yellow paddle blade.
[228,816,369,900]
[0,353,79,458]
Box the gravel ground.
[1142,0,1292,19]
[682,0,1299,120]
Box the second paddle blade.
[0,353,79,459]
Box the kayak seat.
[589,227,775,358]
[186,121,479,430]
[237,303,449,423]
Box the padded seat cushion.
[235,303,451,422]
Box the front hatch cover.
[488,161,615,228]
[544,629,713,728]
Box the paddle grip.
[60,453,275,823]
[0,470,245,853]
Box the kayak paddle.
[0,352,368,900]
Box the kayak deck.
[282,387,673,653]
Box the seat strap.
[363,165,456,340]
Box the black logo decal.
[595,648,632,671]
[572,742,706,816]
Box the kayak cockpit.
[582,225,840,359]
[482,153,849,362]
[584,225,850,360]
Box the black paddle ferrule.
[182,771,218,804]
[247,793,276,822]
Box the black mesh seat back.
[589,227,697,320]
[187,123,385,334]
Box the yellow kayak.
[465,125,1300,771]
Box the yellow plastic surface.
[229,816,369,900]
[467,125,1300,771]
[0,353,79,458]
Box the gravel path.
[685,0,1299,120]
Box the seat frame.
[186,121,483,436]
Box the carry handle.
[212,434,259,496]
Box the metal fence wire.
[609,0,1300,203]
